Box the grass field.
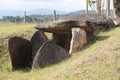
[0,24,120,80]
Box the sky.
[0,0,114,12]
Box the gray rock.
[31,30,48,59]
[52,33,72,51]
[69,28,87,54]
[8,36,32,70]
[32,41,70,69]
[112,17,120,26]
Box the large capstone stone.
[8,36,32,70]
[32,41,70,69]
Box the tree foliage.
[88,0,96,7]
[0,14,62,23]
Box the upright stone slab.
[31,30,48,59]
[69,28,87,54]
[32,41,70,69]
[52,33,72,51]
[8,36,32,70]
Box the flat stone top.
[35,14,110,33]
[35,20,85,33]
[59,13,107,22]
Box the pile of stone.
[8,32,70,70]
[8,14,115,70]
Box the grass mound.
[0,24,120,80]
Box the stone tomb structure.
[36,14,114,54]
[8,14,115,69]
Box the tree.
[113,0,120,17]
[107,0,110,16]
[96,0,101,14]
[86,0,88,13]
[86,0,96,13]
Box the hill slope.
[66,9,114,17]
[0,9,66,18]
[0,25,120,80]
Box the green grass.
[0,23,35,39]
[0,24,120,80]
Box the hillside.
[0,24,120,80]
[0,9,67,18]
[0,9,114,19]
[0,9,115,24]
[66,9,114,17]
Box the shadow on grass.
[12,68,31,73]
[83,35,110,50]
[92,35,110,41]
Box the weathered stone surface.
[31,31,48,59]
[60,14,115,34]
[69,28,87,54]
[32,41,70,69]
[60,14,110,25]
[34,14,115,55]
[112,17,120,26]
[86,19,114,35]
[52,33,72,51]
[8,36,32,70]
[35,20,77,33]
[35,14,114,35]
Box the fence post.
[86,0,88,14]
[23,11,26,24]
[107,0,110,17]
[53,10,57,21]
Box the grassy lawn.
[0,23,36,38]
[0,24,120,80]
